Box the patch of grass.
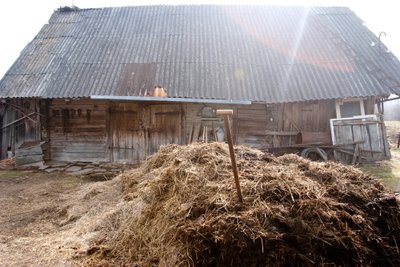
[360,162,395,180]
[360,160,400,192]
[0,170,36,178]
[0,170,17,178]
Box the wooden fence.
[330,115,390,164]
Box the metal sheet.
[1,6,400,102]
[116,63,157,96]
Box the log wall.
[48,99,108,162]
[48,100,183,163]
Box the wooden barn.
[1,5,400,165]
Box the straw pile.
[86,142,400,266]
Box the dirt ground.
[0,170,123,267]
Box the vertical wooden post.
[397,133,400,149]
[216,109,243,203]
[335,100,342,119]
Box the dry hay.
[85,142,400,266]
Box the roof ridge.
[54,5,352,12]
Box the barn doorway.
[108,102,182,163]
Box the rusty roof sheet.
[1,5,400,103]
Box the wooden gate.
[330,115,390,163]
[109,103,182,163]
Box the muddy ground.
[0,170,123,267]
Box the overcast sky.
[0,0,399,78]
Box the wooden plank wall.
[144,103,182,155]
[48,99,108,162]
[236,100,335,148]
[183,104,234,144]
[0,99,41,159]
[109,102,144,163]
[331,115,389,163]
[43,96,379,163]
[0,96,379,162]
[183,100,338,149]
[236,104,276,149]
[282,100,336,132]
[109,102,182,163]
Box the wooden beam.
[265,131,299,136]
[335,100,341,119]
[0,112,36,130]
[359,99,365,116]
[8,102,40,123]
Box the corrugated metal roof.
[1,5,400,103]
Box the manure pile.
[86,143,400,266]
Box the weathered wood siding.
[48,100,183,163]
[109,102,144,162]
[48,99,108,162]
[184,100,340,149]
[331,115,390,163]
[1,96,377,162]
[236,104,277,149]
[144,103,182,155]
[109,102,182,163]
[183,103,234,144]
[0,99,41,159]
